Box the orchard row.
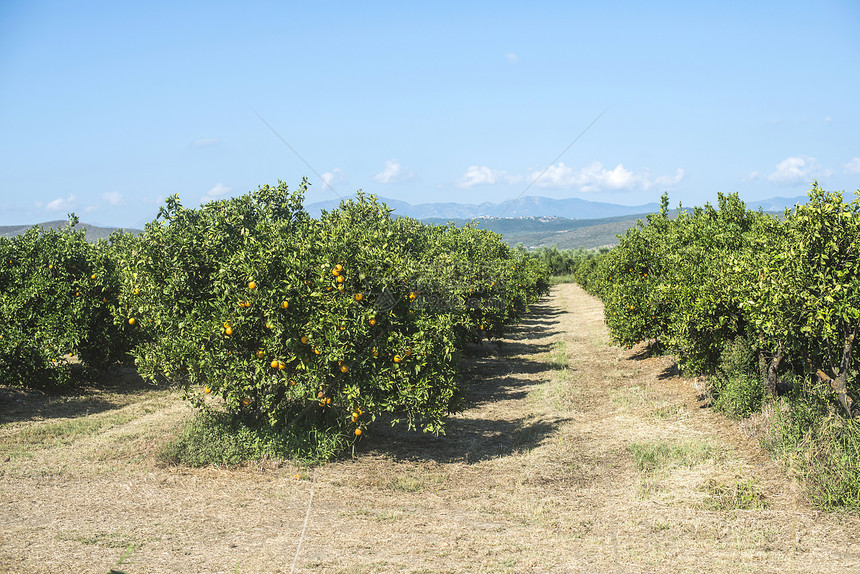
[570,184,859,415]
[0,181,549,455]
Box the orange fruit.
[354,428,362,436]
[128,317,136,325]
[409,291,417,300]
[278,361,286,370]
[334,264,343,273]
[281,300,289,309]
[256,350,265,359]
[314,348,321,355]
[393,355,402,363]
[337,275,345,284]
[369,318,376,326]
[354,293,363,301]
[340,364,349,373]
[243,399,250,406]
[289,379,296,386]
[225,326,233,335]
[91,274,96,279]
[300,336,309,344]
[204,386,211,394]
[271,359,279,369]
[248,281,256,290]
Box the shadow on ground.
[0,367,166,424]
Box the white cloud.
[506,52,518,63]
[744,171,760,182]
[201,183,232,203]
[527,162,684,192]
[457,165,523,188]
[844,158,860,174]
[768,156,832,185]
[824,116,833,123]
[45,194,77,212]
[103,191,123,206]
[192,137,220,147]
[373,159,415,184]
[320,168,346,191]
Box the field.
[2,284,858,573]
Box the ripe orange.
[354,293,363,301]
[354,428,362,436]
[369,318,376,326]
[314,347,321,355]
[393,355,402,363]
[278,361,286,370]
[409,291,417,300]
[281,300,289,309]
[204,386,212,394]
[91,274,96,279]
[337,275,345,284]
[271,359,279,369]
[225,326,233,335]
[300,336,309,344]
[128,317,136,325]
[289,379,296,386]
[340,364,348,373]
[48,264,53,269]
[248,281,256,290]
[334,264,343,273]
[256,350,265,359]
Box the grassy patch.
[549,275,576,285]
[2,411,137,454]
[629,439,717,473]
[158,409,347,466]
[702,478,768,511]
[765,392,860,509]
[543,341,569,370]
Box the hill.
[0,221,141,242]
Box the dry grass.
[2,284,860,573]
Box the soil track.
[2,283,860,573]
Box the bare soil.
[2,283,860,573]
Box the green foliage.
[766,387,860,509]
[711,336,764,419]
[116,180,549,460]
[0,218,134,387]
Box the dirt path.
[2,283,860,573]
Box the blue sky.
[1,1,858,228]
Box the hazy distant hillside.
[424,214,656,250]
[0,221,141,242]
[307,193,809,221]
[307,194,661,220]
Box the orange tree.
[742,184,860,410]
[116,180,549,458]
[0,216,133,387]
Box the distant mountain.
[307,193,807,221]
[0,221,140,242]
[307,195,661,220]
[749,195,808,212]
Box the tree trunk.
[758,343,783,398]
